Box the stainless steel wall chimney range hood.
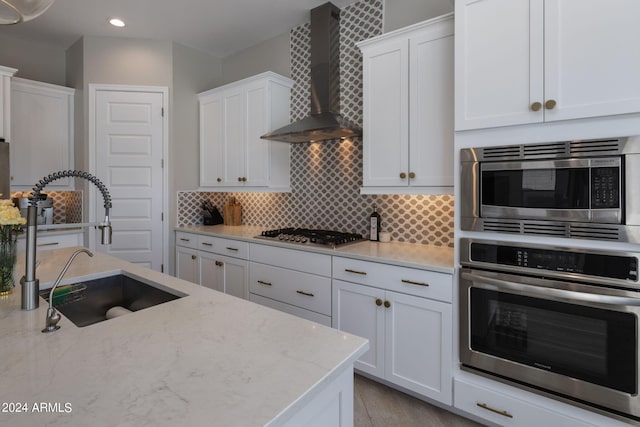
[261,2,362,143]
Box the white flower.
[0,199,26,226]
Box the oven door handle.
[461,271,640,307]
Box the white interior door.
[93,89,165,270]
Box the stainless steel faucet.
[42,248,93,333]
[21,170,112,311]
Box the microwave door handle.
[461,271,640,307]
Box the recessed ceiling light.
[109,18,125,27]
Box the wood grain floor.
[354,375,485,427]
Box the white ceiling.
[0,0,358,57]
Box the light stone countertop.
[176,225,454,274]
[0,247,368,427]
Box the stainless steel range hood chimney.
[261,2,361,143]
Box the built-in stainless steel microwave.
[460,136,640,243]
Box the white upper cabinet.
[198,72,293,191]
[455,0,640,131]
[10,77,75,189]
[0,66,17,141]
[359,14,454,194]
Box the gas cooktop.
[255,228,363,248]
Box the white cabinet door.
[176,246,199,284]
[245,81,269,187]
[543,0,640,122]
[385,290,452,405]
[0,66,17,141]
[219,254,248,299]
[332,280,385,378]
[455,0,543,130]
[199,94,225,187]
[360,15,454,193]
[409,26,454,187]
[361,37,409,187]
[455,0,640,130]
[222,88,245,186]
[198,72,292,191]
[10,78,75,189]
[200,251,224,292]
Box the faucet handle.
[42,307,61,333]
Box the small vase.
[0,227,17,296]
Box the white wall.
[0,34,66,85]
[221,32,290,85]
[384,0,453,32]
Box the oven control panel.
[470,242,638,282]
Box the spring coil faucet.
[21,170,113,311]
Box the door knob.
[545,99,557,110]
[531,102,542,112]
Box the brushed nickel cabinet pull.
[476,402,513,418]
[401,279,430,287]
[215,261,223,267]
[345,268,367,275]
[179,238,190,242]
[296,290,315,297]
[201,242,213,247]
[37,242,59,247]
[226,247,239,251]
[257,280,272,286]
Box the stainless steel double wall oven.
[458,136,640,423]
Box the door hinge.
[161,159,164,168]
[161,107,164,117]
[161,212,164,222]
[161,264,164,273]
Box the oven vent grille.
[569,138,622,156]
[569,225,621,240]
[522,142,566,158]
[482,145,521,159]
[480,137,625,161]
[480,220,621,241]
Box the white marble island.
[0,247,368,426]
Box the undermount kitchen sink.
[40,274,185,327]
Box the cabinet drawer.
[17,232,82,253]
[250,243,331,276]
[198,235,248,259]
[175,232,198,249]
[454,379,596,427]
[249,262,331,316]
[333,257,452,303]
[250,294,331,327]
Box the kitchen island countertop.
[177,225,454,274]
[0,247,368,426]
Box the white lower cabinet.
[249,243,332,327]
[332,257,453,405]
[175,231,249,299]
[454,379,601,427]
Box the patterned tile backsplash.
[10,191,83,224]
[178,0,454,247]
